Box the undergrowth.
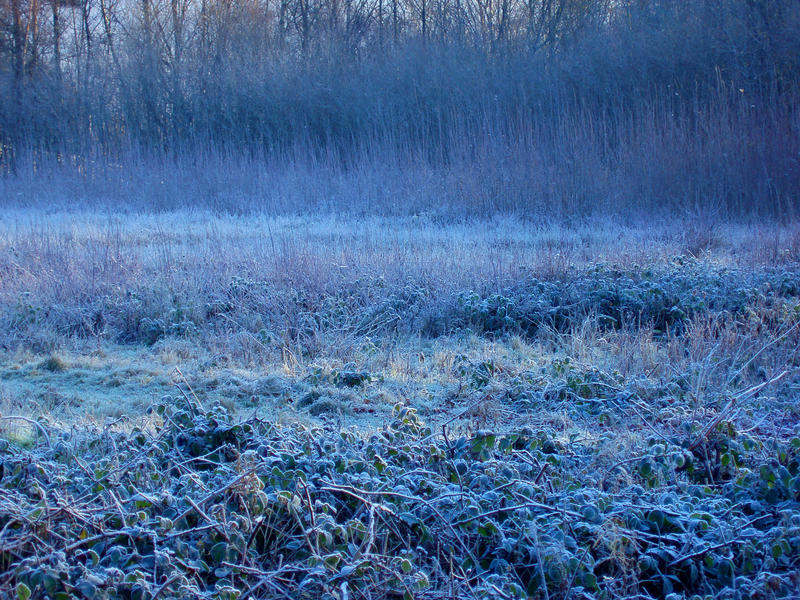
[1,399,799,599]
[452,261,800,338]
[4,259,800,354]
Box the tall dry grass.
[3,87,797,219]
[1,1,798,219]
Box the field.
[1,210,800,599]
[2,0,800,597]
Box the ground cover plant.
[2,378,800,599]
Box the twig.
[173,366,204,416]
[601,452,672,487]
[668,514,772,567]
[185,496,229,541]
[728,321,800,383]
[151,574,182,600]
[689,370,788,451]
[0,416,51,448]
[452,501,583,527]
[419,394,494,444]
[173,467,259,524]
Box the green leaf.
[398,512,421,527]
[323,553,341,569]
[210,541,229,564]
[76,581,97,599]
[772,542,783,559]
[16,583,31,600]
[582,572,598,589]
[648,509,666,530]
[43,573,59,596]
[400,558,413,574]
[415,572,430,590]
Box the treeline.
[0,0,799,216]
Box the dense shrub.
[2,259,798,350]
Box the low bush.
[454,261,800,337]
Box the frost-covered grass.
[1,210,798,347]
[1,211,799,598]
[1,211,798,425]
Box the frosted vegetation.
[1,213,799,599]
[1,0,800,598]
[1,0,799,217]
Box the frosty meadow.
[1,0,800,598]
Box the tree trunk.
[392,0,397,44]
[52,0,62,81]
[11,0,24,95]
[421,0,427,42]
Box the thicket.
[1,0,799,217]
